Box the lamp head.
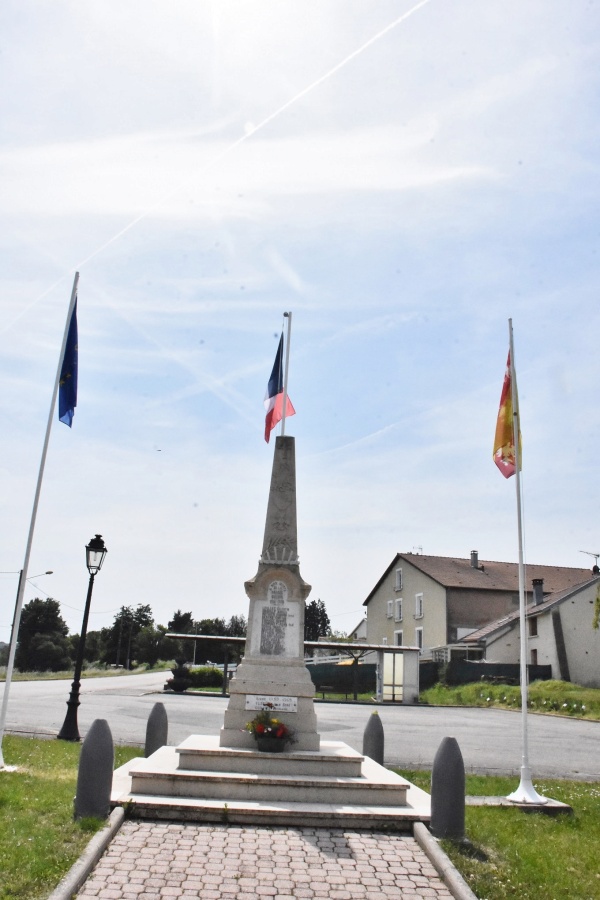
[86,534,107,576]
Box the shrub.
[187,666,224,689]
[166,659,192,692]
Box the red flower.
[276,725,285,738]
[255,723,265,734]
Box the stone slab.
[177,734,363,776]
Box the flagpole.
[280,311,292,437]
[0,272,79,770]
[506,317,547,804]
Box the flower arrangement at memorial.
[245,703,293,747]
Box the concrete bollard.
[363,710,384,765]
[74,718,114,820]
[430,736,465,840]
[145,702,168,757]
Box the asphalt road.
[4,671,599,780]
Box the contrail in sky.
[5,0,433,330]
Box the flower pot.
[255,736,287,753]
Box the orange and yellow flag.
[493,351,521,478]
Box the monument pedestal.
[220,657,320,750]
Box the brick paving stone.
[76,822,458,900]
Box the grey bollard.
[430,736,465,840]
[145,702,168,757]
[363,710,384,765]
[74,719,114,820]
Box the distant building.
[348,617,367,642]
[363,550,594,658]
[461,575,600,687]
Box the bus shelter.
[167,633,420,704]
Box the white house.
[462,575,600,687]
[363,549,594,658]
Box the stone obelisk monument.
[220,435,320,751]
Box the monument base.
[220,657,320,751]
[110,735,432,829]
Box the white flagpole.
[280,311,292,437]
[506,317,547,804]
[0,272,79,770]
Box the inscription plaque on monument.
[248,579,299,658]
[260,581,288,655]
[245,695,298,713]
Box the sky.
[1,0,600,646]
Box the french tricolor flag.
[264,333,295,442]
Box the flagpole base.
[507,766,548,804]
[0,747,18,772]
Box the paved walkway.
[75,821,455,899]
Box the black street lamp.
[57,535,107,742]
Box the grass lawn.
[420,679,600,720]
[0,663,173,682]
[399,769,600,899]
[0,736,141,900]
[3,732,600,899]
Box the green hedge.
[187,666,224,688]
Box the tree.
[168,610,194,634]
[180,615,248,665]
[226,615,247,638]
[167,610,195,662]
[73,628,108,665]
[101,604,154,668]
[225,614,247,663]
[27,633,72,671]
[136,625,173,667]
[15,598,72,672]
[304,599,331,642]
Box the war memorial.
[110,436,430,829]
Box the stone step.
[110,793,429,831]
[130,765,408,806]
[110,740,431,828]
[176,736,364,778]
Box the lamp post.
[57,535,107,742]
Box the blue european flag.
[58,299,78,427]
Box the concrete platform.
[111,737,431,830]
[466,795,573,815]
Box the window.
[386,600,393,618]
[395,568,403,591]
[415,627,424,651]
[528,617,538,637]
[531,648,538,666]
[415,593,424,619]
[394,598,403,622]
[394,630,403,646]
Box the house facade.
[462,576,600,687]
[363,550,595,657]
[348,617,367,641]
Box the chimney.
[532,578,544,606]
[470,550,479,569]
